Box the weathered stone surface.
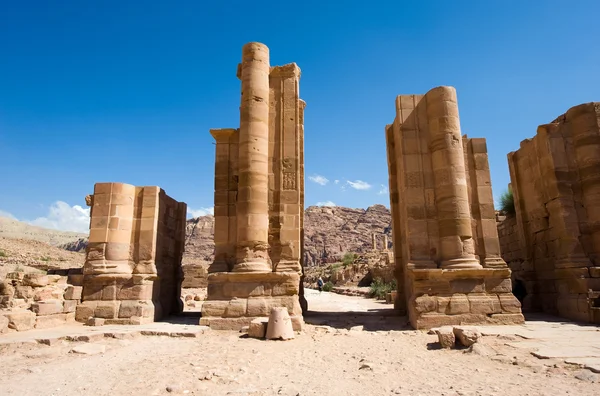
[4,310,36,331]
[435,326,455,349]
[64,285,83,300]
[22,273,49,287]
[70,344,106,355]
[31,300,64,316]
[35,313,69,329]
[63,299,77,313]
[453,326,481,347]
[248,317,268,339]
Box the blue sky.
[1,1,599,232]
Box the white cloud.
[378,184,389,195]
[316,201,336,207]
[27,201,90,233]
[187,207,214,218]
[308,174,329,186]
[347,180,372,190]
[0,210,17,220]
[334,180,339,184]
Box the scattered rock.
[248,318,268,339]
[574,369,599,382]
[453,326,481,347]
[36,338,63,346]
[435,326,455,349]
[0,314,8,333]
[70,344,106,355]
[349,325,364,332]
[465,343,495,357]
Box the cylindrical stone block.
[235,42,272,272]
[426,87,481,269]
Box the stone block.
[118,300,154,319]
[247,298,270,317]
[31,300,64,316]
[4,310,36,331]
[64,285,83,300]
[35,313,69,329]
[435,326,455,348]
[448,294,470,314]
[0,315,8,333]
[468,295,501,315]
[75,301,97,322]
[201,301,228,317]
[485,278,512,293]
[22,274,49,287]
[248,317,268,339]
[453,326,481,347]
[95,301,120,319]
[63,299,78,313]
[414,295,437,313]
[47,275,62,284]
[488,313,525,325]
[33,285,65,301]
[14,285,33,299]
[223,298,248,318]
[590,267,600,278]
[498,294,522,313]
[450,279,484,294]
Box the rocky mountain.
[0,205,393,270]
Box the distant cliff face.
[45,205,393,269]
[180,205,392,268]
[302,204,392,267]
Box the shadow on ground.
[304,309,411,331]
[160,311,202,325]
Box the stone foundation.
[407,268,524,329]
[200,272,303,330]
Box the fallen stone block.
[465,343,495,356]
[453,326,481,347]
[31,300,64,316]
[37,337,64,346]
[4,310,36,331]
[248,317,268,339]
[266,307,294,341]
[86,317,105,327]
[66,333,105,342]
[435,326,455,349]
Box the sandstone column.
[372,233,377,250]
[427,87,481,269]
[210,128,238,273]
[570,103,600,265]
[383,235,389,251]
[235,42,271,273]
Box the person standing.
[317,277,324,292]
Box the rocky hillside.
[0,205,393,270]
[0,217,87,247]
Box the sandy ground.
[0,289,599,396]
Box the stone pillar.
[235,42,271,273]
[383,235,389,251]
[426,86,481,269]
[372,233,377,250]
[570,103,600,265]
[210,128,238,273]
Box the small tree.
[342,252,357,267]
[322,281,334,292]
[499,189,515,215]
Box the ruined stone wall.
[503,103,600,323]
[386,86,523,329]
[1,269,83,332]
[76,183,187,325]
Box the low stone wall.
[181,264,208,288]
[0,268,83,332]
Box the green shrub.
[322,281,334,292]
[500,189,515,215]
[342,252,357,267]
[368,278,397,300]
[0,249,7,257]
[40,256,51,262]
[331,263,342,271]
